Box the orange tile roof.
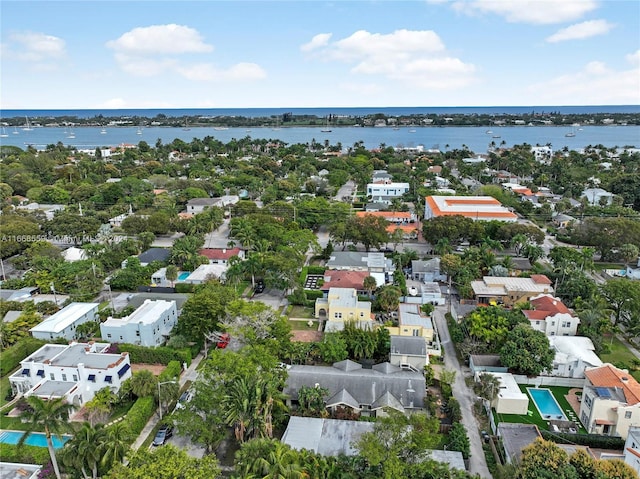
[530,295,571,315]
[321,270,369,290]
[531,274,552,285]
[584,364,640,405]
[523,310,549,320]
[199,248,242,260]
[356,211,412,219]
[425,196,518,219]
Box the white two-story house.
[30,302,99,341]
[100,299,177,347]
[522,294,580,336]
[10,342,132,407]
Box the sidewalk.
[131,352,205,451]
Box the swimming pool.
[0,430,71,449]
[527,388,567,421]
[178,272,190,281]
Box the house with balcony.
[366,180,410,204]
[579,364,640,439]
[30,302,99,341]
[315,287,374,332]
[9,341,132,407]
[470,275,554,307]
[522,294,580,336]
[100,299,177,347]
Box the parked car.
[254,280,265,294]
[152,425,173,446]
[216,333,231,349]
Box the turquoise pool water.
[0,430,71,449]
[178,272,190,281]
[527,388,567,421]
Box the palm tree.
[60,422,106,479]
[363,276,377,299]
[129,369,157,398]
[101,422,132,470]
[165,264,178,287]
[19,396,74,479]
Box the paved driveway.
[432,306,492,479]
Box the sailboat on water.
[0,127,8,138]
[22,116,33,131]
[321,116,332,133]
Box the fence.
[511,375,584,388]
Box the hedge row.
[175,283,195,293]
[159,360,182,382]
[125,396,156,441]
[307,266,326,275]
[116,344,192,367]
[0,442,50,465]
[540,430,626,450]
[305,290,324,300]
[1,338,46,376]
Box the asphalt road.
[432,306,492,479]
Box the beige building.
[579,364,640,439]
[386,303,441,370]
[481,372,529,415]
[471,275,554,307]
[315,287,374,332]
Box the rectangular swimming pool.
[178,272,190,281]
[0,430,71,449]
[527,388,567,421]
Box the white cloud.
[300,33,332,52]
[106,24,213,55]
[452,0,598,24]
[107,24,265,82]
[626,49,640,66]
[528,53,640,104]
[302,29,474,89]
[5,31,66,67]
[546,19,614,42]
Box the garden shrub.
[0,443,50,465]
[304,290,324,300]
[175,283,195,293]
[540,430,625,450]
[307,266,326,275]
[116,344,191,366]
[159,360,182,382]
[1,338,46,376]
[125,396,156,440]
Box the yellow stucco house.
[315,287,374,332]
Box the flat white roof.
[30,302,98,333]
[102,299,176,327]
[489,372,528,400]
[186,264,226,282]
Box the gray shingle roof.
[284,361,425,409]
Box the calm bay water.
[1,106,639,152]
[1,124,638,153]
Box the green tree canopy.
[500,324,554,376]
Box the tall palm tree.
[129,369,158,398]
[18,396,74,479]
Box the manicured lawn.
[288,305,315,319]
[600,335,640,382]
[289,320,319,331]
[492,385,586,434]
[0,375,13,410]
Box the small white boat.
[100,128,107,134]
[0,127,8,138]
[409,129,416,133]
[22,116,33,131]
[136,127,143,135]
[486,130,493,134]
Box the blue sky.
[1,0,639,109]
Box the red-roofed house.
[355,211,421,240]
[320,270,373,293]
[580,364,640,439]
[199,247,244,265]
[522,294,580,336]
